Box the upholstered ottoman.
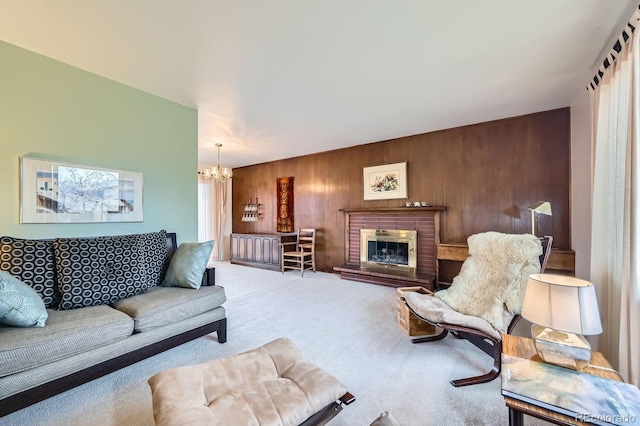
[148,337,354,426]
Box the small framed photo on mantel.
[362,161,408,201]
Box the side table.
[502,334,622,426]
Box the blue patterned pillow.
[162,241,214,289]
[54,234,149,310]
[0,271,48,327]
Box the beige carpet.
[1,262,549,426]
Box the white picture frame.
[20,156,144,223]
[362,161,408,201]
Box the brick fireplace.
[333,207,444,290]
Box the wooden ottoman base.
[397,286,437,336]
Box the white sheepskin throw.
[435,232,542,333]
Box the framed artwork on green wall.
[20,156,143,224]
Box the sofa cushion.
[0,304,134,377]
[162,241,214,289]
[54,234,151,310]
[111,285,226,333]
[0,271,48,328]
[0,236,60,308]
[403,291,502,340]
[140,230,170,288]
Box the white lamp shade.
[522,274,603,335]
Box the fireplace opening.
[360,229,417,270]
[367,240,409,265]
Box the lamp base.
[531,324,591,370]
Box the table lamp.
[521,274,602,370]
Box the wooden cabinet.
[231,233,296,271]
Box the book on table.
[501,354,640,426]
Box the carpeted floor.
[1,262,549,426]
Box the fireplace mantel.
[339,206,445,214]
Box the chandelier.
[202,143,233,182]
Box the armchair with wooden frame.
[280,228,316,276]
[402,233,553,387]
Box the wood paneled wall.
[232,108,570,272]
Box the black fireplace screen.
[367,240,409,266]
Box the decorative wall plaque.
[276,177,294,232]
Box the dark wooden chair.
[280,228,316,276]
[402,235,553,387]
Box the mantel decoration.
[276,177,294,232]
[362,162,408,201]
[201,143,233,183]
[20,156,143,224]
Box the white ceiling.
[0,1,636,169]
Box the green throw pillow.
[162,241,214,289]
[0,271,48,327]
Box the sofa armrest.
[201,266,216,286]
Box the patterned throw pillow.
[0,271,48,327]
[139,230,170,288]
[54,234,149,310]
[0,236,60,308]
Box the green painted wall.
[0,41,198,243]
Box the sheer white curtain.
[198,175,227,261]
[589,12,640,385]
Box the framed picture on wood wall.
[362,162,408,201]
[20,156,144,223]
